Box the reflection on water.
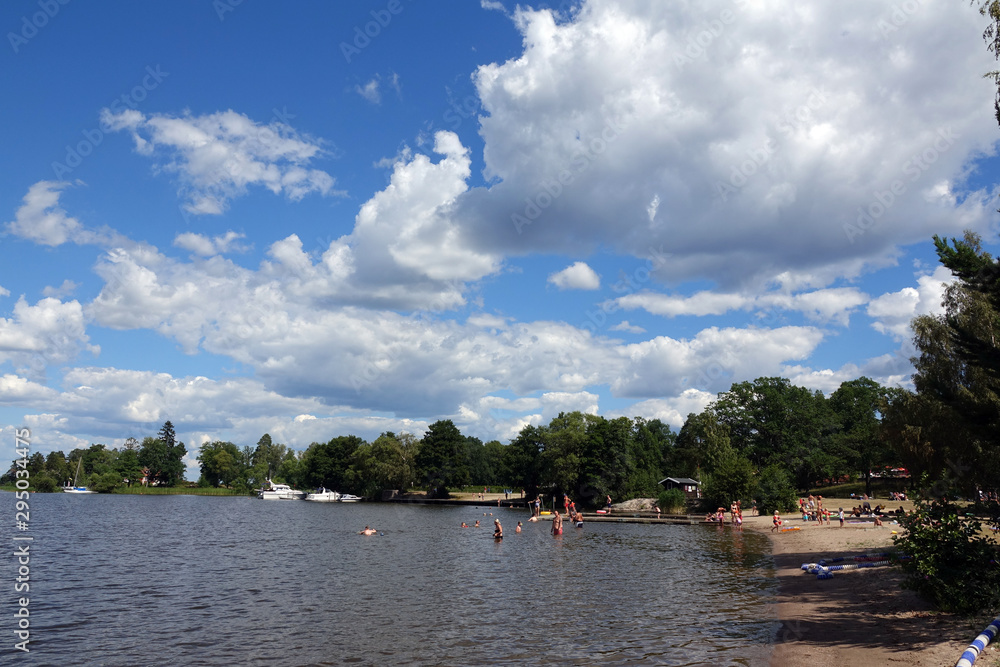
[9,494,777,666]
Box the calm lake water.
[4,494,778,666]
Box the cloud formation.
[548,261,600,290]
[101,109,339,214]
[457,0,998,290]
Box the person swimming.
[359,526,377,536]
[515,521,522,533]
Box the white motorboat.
[304,488,341,502]
[257,480,306,500]
[338,493,362,503]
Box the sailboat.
[63,457,95,494]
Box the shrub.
[701,455,756,510]
[32,475,58,493]
[658,488,687,513]
[754,464,797,515]
[893,494,1000,614]
[91,472,123,494]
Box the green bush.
[91,472,123,494]
[658,488,687,513]
[32,475,58,493]
[754,464,797,515]
[701,455,756,510]
[893,494,1000,614]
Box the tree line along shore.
[7,230,1000,619]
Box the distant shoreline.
[0,486,247,496]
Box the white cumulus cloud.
[101,109,339,215]
[548,261,600,290]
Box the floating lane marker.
[800,554,911,579]
[956,617,1000,667]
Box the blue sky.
[2,0,1000,478]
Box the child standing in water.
[551,510,563,536]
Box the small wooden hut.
[658,477,701,500]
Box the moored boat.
[304,488,341,502]
[338,493,362,503]
[63,458,95,494]
[257,480,306,500]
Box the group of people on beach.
[798,495,833,524]
[706,500,743,530]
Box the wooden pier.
[385,496,700,524]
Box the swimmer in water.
[493,519,503,539]
[515,521,522,533]
[551,510,563,536]
[359,526,377,536]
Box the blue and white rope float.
[955,617,1000,667]
[799,553,910,579]
[817,552,894,566]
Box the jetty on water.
[384,494,702,524]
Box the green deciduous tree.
[139,423,187,487]
[829,377,893,496]
[198,441,243,487]
[505,425,543,498]
[754,464,797,515]
[415,420,467,498]
[701,454,756,511]
[712,378,835,491]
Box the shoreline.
[743,505,975,666]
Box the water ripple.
[10,494,777,666]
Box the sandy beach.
[745,501,984,667]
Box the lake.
[5,494,778,666]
